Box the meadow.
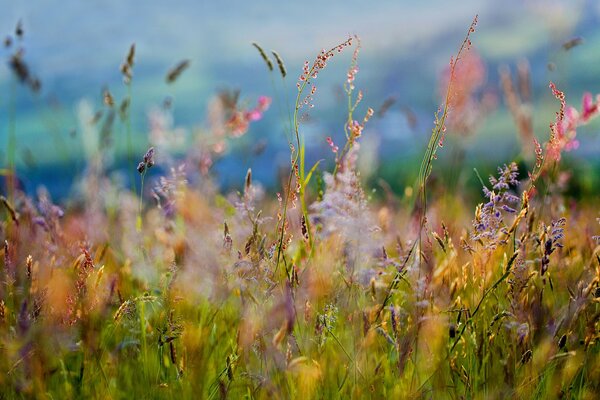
[1,15,600,399]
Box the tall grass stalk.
[376,16,479,322]
[275,38,353,275]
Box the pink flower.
[581,92,599,122]
[547,83,600,161]
[257,96,272,111]
[245,110,262,122]
[225,95,271,136]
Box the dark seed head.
[15,20,24,39]
[558,334,567,349]
[520,349,532,365]
[449,323,456,338]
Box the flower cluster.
[540,217,565,276]
[152,164,188,219]
[347,107,374,141]
[315,304,338,347]
[547,83,600,161]
[346,35,361,91]
[137,147,155,174]
[226,95,271,137]
[472,162,520,247]
[310,147,369,238]
[297,37,353,109]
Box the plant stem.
[137,170,146,232]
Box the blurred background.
[1,0,600,200]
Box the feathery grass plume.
[121,43,136,83]
[471,162,521,248]
[271,50,286,78]
[166,59,190,83]
[251,42,273,71]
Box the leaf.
[304,159,323,186]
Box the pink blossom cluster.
[348,107,374,140]
[548,83,600,161]
[297,37,353,110]
[226,95,272,137]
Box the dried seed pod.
[166,60,190,83]
[271,50,286,78]
[558,334,567,349]
[252,42,273,71]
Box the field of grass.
[2,15,600,400]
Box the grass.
[1,15,600,400]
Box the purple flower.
[138,147,155,174]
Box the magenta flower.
[547,83,600,161]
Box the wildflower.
[226,96,271,136]
[547,83,600,161]
[137,147,155,174]
[296,37,353,108]
[152,164,187,218]
[326,137,339,154]
[472,162,521,248]
[540,218,566,275]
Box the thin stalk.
[137,169,146,232]
[7,79,17,203]
[139,299,148,382]
[276,39,352,272]
[126,84,137,193]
